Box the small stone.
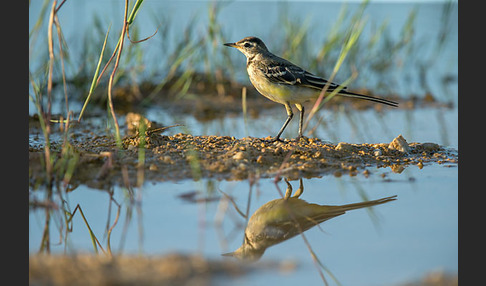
[390,164,405,173]
[388,134,410,153]
[237,163,247,170]
[149,164,158,171]
[232,151,245,160]
[373,149,383,156]
[256,155,264,164]
[336,142,358,152]
[420,142,440,152]
[363,169,370,178]
[125,112,152,136]
[162,155,173,164]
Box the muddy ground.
[29,254,456,286]
[29,253,266,286]
[29,114,457,190]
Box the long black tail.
[338,195,398,212]
[337,89,399,107]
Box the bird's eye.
[244,42,251,48]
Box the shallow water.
[29,160,457,285]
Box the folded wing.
[260,60,398,107]
[261,61,345,91]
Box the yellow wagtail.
[223,178,397,261]
[224,36,399,142]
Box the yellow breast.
[247,68,319,105]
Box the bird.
[222,178,397,261]
[224,36,399,142]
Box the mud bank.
[29,253,275,286]
[29,129,457,190]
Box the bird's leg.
[284,178,293,199]
[284,178,304,199]
[270,102,293,142]
[292,178,304,198]
[295,104,308,141]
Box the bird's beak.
[224,42,237,48]
[221,252,235,257]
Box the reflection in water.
[223,179,397,261]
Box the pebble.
[388,134,410,153]
[232,151,245,160]
[373,149,383,156]
[149,164,158,171]
[335,142,358,152]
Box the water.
[29,1,458,285]
[29,162,458,285]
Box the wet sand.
[29,124,457,190]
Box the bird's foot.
[295,135,310,143]
[263,136,285,144]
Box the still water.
[29,1,458,285]
[29,159,458,285]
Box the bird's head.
[221,244,265,262]
[221,232,266,262]
[224,36,269,58]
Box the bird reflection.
[223,178,397,262]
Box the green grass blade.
[77,25,111,122]
[127,0,144,25]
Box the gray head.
[221,244,265,262]
[224,36,269,58]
